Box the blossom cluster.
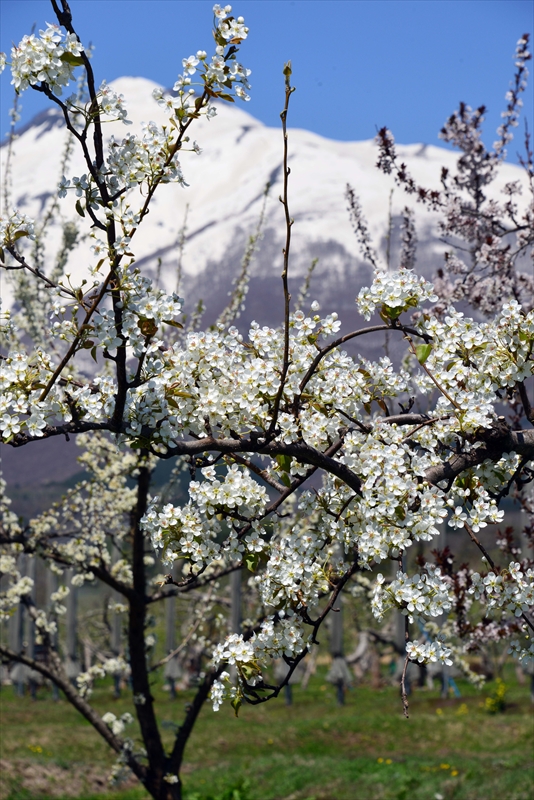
[102,711,134,736]
[96,80,131,124]
[509,639,534,666]
[446,479,504,534]
[209,671,236,711]
[0,210,36,249]
[493,35,531,159]
[469,562,534,620]
[371,566,453,623]
[357,268,438,320]
[415,300,534,432]
[7,22,84,95]
[406,638,453,666]
[142,465,267,566]
[0,571,33,621]
[210,614,308,708]
[77,656,131,699]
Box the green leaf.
[12,230,29,242]
[280,473,291,488]
[244,552,259,572]
[218,93,235,103]
[75,199,85,218]
[240,663,259,681]
[415,344,433,364]
[163,319,184,329]
[276,454,292,473]
[60,52,85,67]
[231,695,242,718]
[380,304,402,321]
[90,346,98,363]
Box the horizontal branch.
[6,414,533,507]
[0,645,146,783]
[2,247,77,296]
[162,435,362,496]
[425,426,534,487]
[10,420,112,447]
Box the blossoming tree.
[0,2,533,799]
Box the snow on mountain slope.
[1,76,528,327]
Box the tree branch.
[0,644,147,783]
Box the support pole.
[65,568,80,685]
[164,564,180,698]
[46,568,60,700]
[330,593,348,705]
[9,554,25,696]
[229,568,242,682]
[110,546,123,698]
[26,557,36,699]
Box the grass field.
[0,666,533,800]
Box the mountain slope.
[2,76,527,326]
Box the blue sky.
[1,0,532,163]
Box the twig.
[229,453,287,494]
[405,335,461,410]
[268,63,295,436]
[2,248,76,296]
[464,521,496,570]
[400,655,410,718]
[400,613,410,718]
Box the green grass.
[1,668,533,800]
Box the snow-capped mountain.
[2,76,527,330]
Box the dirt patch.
[0,758,140,799]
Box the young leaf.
[415,344,433,364]
[245,552,259,572]
[231,695,242,717]
[276,454,292,473]
[60,52,85,67]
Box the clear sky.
[1,0,532,163]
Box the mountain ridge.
[2,75,527,325]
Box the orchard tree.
[0,2,533,799]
